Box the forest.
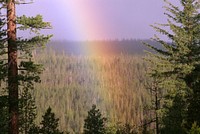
[0,0,200,134]
[33,48,149,133]
[46,39,159,56]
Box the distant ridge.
[46,39,159,56]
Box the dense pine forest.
[33,48,149,133]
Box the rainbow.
[56,0,116,56]
[57,0,119,119]
[60,1,109,39]
[50,0,138,124]
[58,0,125,101]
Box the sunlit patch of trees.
[34,49,150,133]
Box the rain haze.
[17,0,180,40]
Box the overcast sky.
[17,0,180,41]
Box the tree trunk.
[155,88,159,134]
[7,0,18,134]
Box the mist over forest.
[46,39,160,56]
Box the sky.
[17,0,180,41]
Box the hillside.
[34,49,150,133]
[46,39,158,56]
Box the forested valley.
[0,0,200,134]
[34,47,149,133]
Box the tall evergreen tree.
[144,77,163,134]
[18,88,37,134]
[0,0,52,134]
[0,4,8,133]
[39,107,63,134]
[144,0,200,133]
[84,105,107,134]
[0,95,9,134]
[7,1,19,133]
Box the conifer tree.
[0,0,52,134]
[0,5,8,133]
[144,0,200,132]
[18,88,37,134]
[144,77,163,134]
[116,123,135,134]
[189,122,200,134]
[39,107,63,134]
[84,105,107,134]
[0,95,9,133]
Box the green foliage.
[17,15,51,32]
[142,76,164,134]
[0,96,8,134]
[84,105,107,134]
[105,123,117,134]
[187,82,200,128]
[33,49,149,133]
[28,124,41,134]
[189,122,200,134]
[144,0,200,133]
[39,107,63,134]
[0,0,52,133]
[161,93,187,134]
[116,123,136,134]
[0,1,52,85]
[18,88,37,134]
[0,10,7,133]
[0,9,7,83]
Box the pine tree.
[0,95,9,134]
[18,88,37,134]
[144,0,200,133]
[0,5,8,133]
[28,125,40,134]
[116,123,135,134]
[84,105,107,134]
[39,107,63,134]
[189,122,200,134]
[0,0,52,134]
[144,77,163,134]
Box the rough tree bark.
[7,0,18,134]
